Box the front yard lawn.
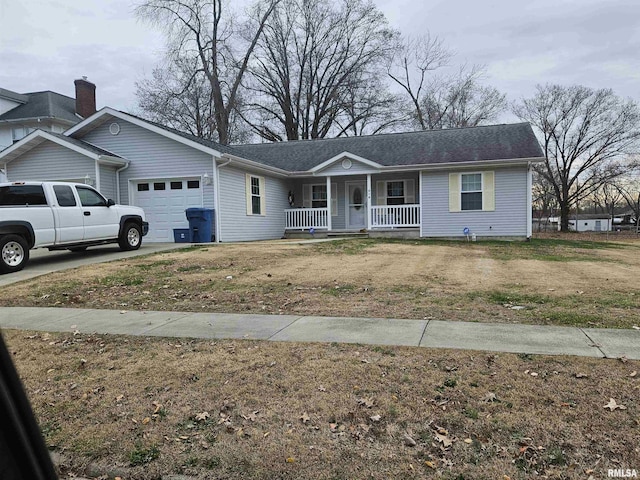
[4,329,638,479]
[1,237,639,328]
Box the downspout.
[526,162,533,239]
[94,160,101,191]
[115,163,130,204]
[213,157,232,243]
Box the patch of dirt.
[4,329,638,480]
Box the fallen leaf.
[300,412,310,424]
[152,401,162,414]
[424,460,436,469]
[318,385,326,392]
[482,392,497,402]
[603,398,627,411]
[464,438,473,444]
[263,432,270,438]
[434,432,453,448]
[630,371,637,378]
[619,356,629,364]
[369,414,381,422]
[575,373,588,378]
[142,417,151,424]
[403,434,416,447]
[195,411,210,422]
[241,410,259,422]
[357,397,374,408]
[115,394,124,402]
[285,457,295,463]
[529,372,539,377]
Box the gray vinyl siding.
[6,141,95,183]
[421,167,528,237]
[318,159,379,176]
[81,119,214,208]
[292,172,420,230]
[98,164,117,201]
[218,166,292,242]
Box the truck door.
[75,186,120,240]
[51,185,84,243]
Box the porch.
[283,172,421,233]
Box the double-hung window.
[386,181,405,205]
[461,173,483,211]
[311,185,327,208]
[246,174,265,215]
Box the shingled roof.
[231,123,544,172]
[0,91,79,124]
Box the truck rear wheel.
[0,235,29,274]
[119,222,142,251]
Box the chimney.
[74,76,96,118]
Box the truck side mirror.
[107,199,115,207]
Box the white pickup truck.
[0,181,148,273]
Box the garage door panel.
[133,178,203,242]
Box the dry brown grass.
[1,237,639,328]
[4,329,638,479]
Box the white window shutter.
[483,171,495,211]
[449,173,460,212]
[405,179,415,204]
[245,174,252,215]
[331,183,338,216]
[302,184,311,208]
[376,181,386,206]
[259,176,266,215]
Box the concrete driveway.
[0,243,189,287]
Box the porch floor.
[283,228,420,240]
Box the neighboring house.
[0,78,96,151]
[563,214,613,232]
[0,107,545,242]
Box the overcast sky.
[1,0,639,118]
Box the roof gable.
[65,108,239,158]
[311,152,382,174]
[0,129,126,165]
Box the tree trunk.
[559,201,571,232]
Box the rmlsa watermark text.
[608,469,638,478]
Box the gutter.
[220,153,289,177]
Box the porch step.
[326,232,369,238]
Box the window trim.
[302,183,338,216]
[460,172,483,211]
[246,174,266,216]
[376,179,415,206]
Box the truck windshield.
[0,185,47,206]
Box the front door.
[346,182,366,229]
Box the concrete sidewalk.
[1,307,638,359]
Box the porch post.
[366,174,371,230]
[326,175,332,230]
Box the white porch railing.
[370,204,421,228]
[285,208,329,230]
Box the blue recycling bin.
[185,208,215,243]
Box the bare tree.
[243,0,397,141]
[532,172,559,231]
[616,175,640,233]
[387,34,451,130]
[135,0,280,145]
[514,84,640,231]
[592,180,624,230]
[421,65,507,129]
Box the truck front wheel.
[0,235,29,274]
[119,223,142,251]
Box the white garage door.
[133,178,203,242]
